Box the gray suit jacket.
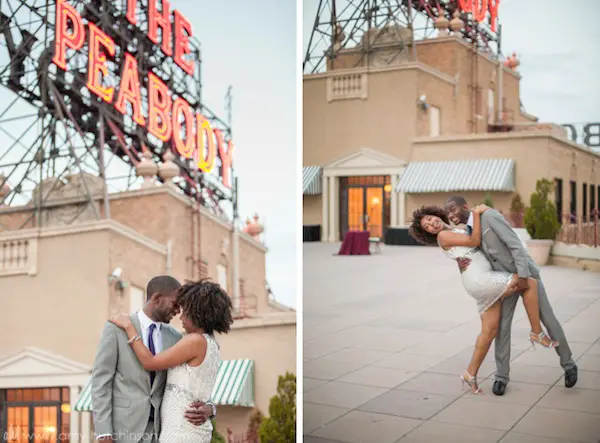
[91,314,182,442]
[479,209,539,279]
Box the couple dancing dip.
[409,196,578,395]
[91,276,234,442]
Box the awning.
[73,359,255,412]
[396,158,515,193]
[303,166,322,195]
[74,383,92,412]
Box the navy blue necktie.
[148,323,156,421]
[467,225,473,235]
[148,323,156,385]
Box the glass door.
[365,187,383,237]
[6,407,29,443]
[347,188,365,232]
[33,406,58,443]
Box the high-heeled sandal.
[529,331,559,349]
[461,370,483,394]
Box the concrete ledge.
[551,242,600,260]
[548,255,600,273]
[231,312,297,330]
[550,242,600,273]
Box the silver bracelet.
[128,335,141,345]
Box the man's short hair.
[146,276,181,301]
[445,195,467,207]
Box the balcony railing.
[0,236,38,276]
[504,211,598,247]
[557,211,599,247]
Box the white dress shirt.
[138,310,162,353]
[467,212,474,229]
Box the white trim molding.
[0,347,91,389]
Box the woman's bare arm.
[124,325,207,371]
[438,210,481,248]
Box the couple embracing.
[409,196,578,395]
[91,276,233,442]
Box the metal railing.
[504,210,598,247]
[557,211,599,247]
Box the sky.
[174,0,298,308]
[303,0,600,126]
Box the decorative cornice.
[230,312,297,330]
[0,186,268,253]
[0,219,168,255]
[412,132,600,159]
[304,62,456,86]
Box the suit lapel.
[131,313,152,389]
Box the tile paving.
[303,243,600,443]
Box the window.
[129,286,144,314]
[216,263,228,291]
[598,185,600,215]
[1,388,70,443]
[554,179,563,223]
[590,184,596,215]
[583,182,588,222]
[488,89,495,124]
[570,181,577,223]
[429,106,440,137]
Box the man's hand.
[514,278,529,293]
[456,257,471,273]
[96,437,113,442]
[185,401,211,426]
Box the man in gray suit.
[92,275,216,442]
[444,196,578,395]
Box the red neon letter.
[458,0,473,12]
[215,129,234,189]
[147,73,172,142]
[196,114,216,172]
[472,0,488,23]
[86,23,115,103]
[53,0,85,70]
[173,10,194,76]
[172,98,195,158]
[148,0,172,56]
[126,0,137,24]
[488,0,500,32]
[115,53,146,126]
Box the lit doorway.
[340,176,391,239]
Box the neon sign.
[456,0,501,33]
[52,0,234,189]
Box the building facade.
[0,177,295,441]
[303,33,600,241]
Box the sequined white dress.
[159,334,220,443]
[440,228,513,313]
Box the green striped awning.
[303,166,322,195]
[211,359,254,407]
[74,383,92,412]
[73,359,254,412]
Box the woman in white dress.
[409,204,558,394]
[110,280,233,442]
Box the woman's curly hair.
[408,205,450,246]
[177,279,234,335]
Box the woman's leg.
[501,276,557,347]
[466,300,501,379]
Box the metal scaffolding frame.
[0,0,235,230]
[304,0,500,75]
